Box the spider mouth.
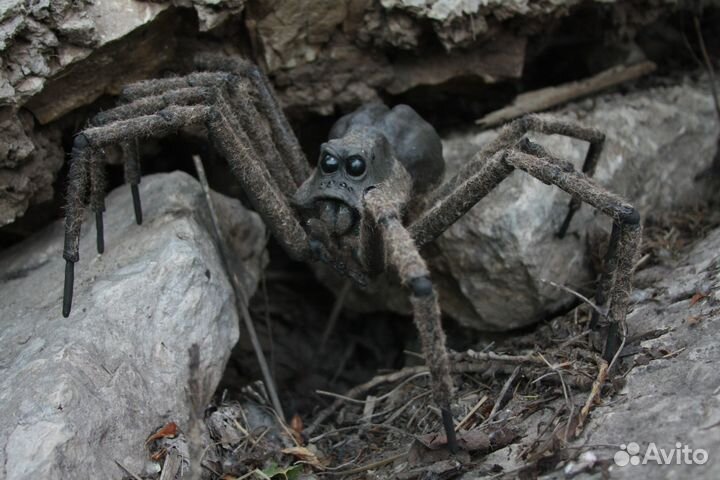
[314,198,359,237]
[291,181,362,236]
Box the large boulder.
[459,222,720,479]
[0,172,267,479]
[4,0,704,224]
[435,78,719,330]
[567,224,720,479]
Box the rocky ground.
[1,1,720,479]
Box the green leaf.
[257,463,303,479]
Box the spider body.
[60,55,641,452]
[293,103,443,281]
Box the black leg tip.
[410,275,433,297]
[72,133,89,151]
[131,184,143,225]
[620,206,641,226]
[441,408,459,454]
[62,260,75,318]
[95,210,105,254]
[602,322,622,362]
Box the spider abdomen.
[329,103,444,193]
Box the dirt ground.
[166,199,719,480]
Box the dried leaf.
[145,422,178,445]
[150,447,167,461]
[690,292,707,306]
[281,446,325,470]
[290,414,303,434]
[416,429,498,452]
[290,414,304,445]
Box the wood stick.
[192,155,285,421]
[475,61,656,128]
[575,359,609,435]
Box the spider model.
[61,55,641,452]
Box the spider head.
[292,128,395,237]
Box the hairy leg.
[364,187,458,452]
[409,150,513,247]
[505,144,640,360]
[426,114,605,237]
[406,133,639,361]
[194,54,311,186]
[62,71,312,316]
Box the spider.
[60,55,641,452]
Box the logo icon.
[614,442,641,466]
[613,441,708,467]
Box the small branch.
[475,61,656,128]
[456,394,488,431]
[307,366,429,435]
[192,155,285,420]
[541,279,608,318]
[114,460,143,480]
[454,349,545,365]
[322,451,409,476]
[538,353,574,441]
[484,366,521,424]
[308,348,554,434]
[575,359,609,436]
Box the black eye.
[346,156,366,177]
[320,154,339,173]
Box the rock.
[250,0,528,114]
[457,224,720,479]
[0,172,267,479]
[434,77,719,330]
[568,225,720,479]
[0,0,172,226]
[1,0,708,223]
[0,0,245,225]
[0,109,63,226]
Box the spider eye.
[346,156,366,177]
[320,154,339,174]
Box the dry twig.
[575,359,609,435]
[192,155,285,420]
[475,61,656,128]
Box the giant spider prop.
[61,55,641,452]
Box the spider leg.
[430,114,606,237]
[89,152,107,254]
[408,134,638,361]
[96,78,298,216]
[63,105,213,317]
[95,87,215,126]
[194,54,311,187]
[505,143,641,360]
[205,88,310,258]
[63,62,314,318]
[122,140,143,225]
[364,188,458,453]
[409,149,514,247]
[118,72,231,102]
[92,87,215,227]
[220,81,297,197]
[109,57,310,194]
